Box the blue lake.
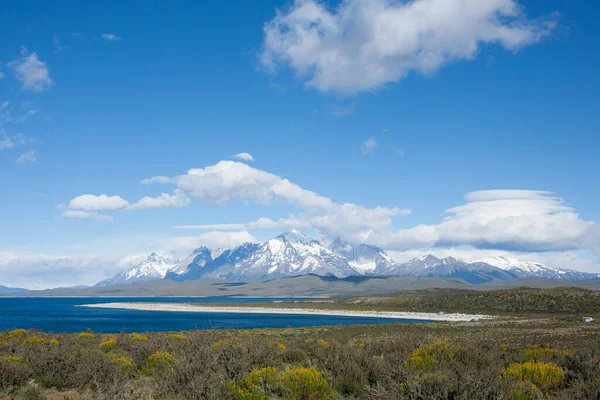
[0,297,426,333]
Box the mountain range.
[0,285,29,295]
[98,230,600,286]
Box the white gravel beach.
[80,302,492,322]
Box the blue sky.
[1,0,599,288]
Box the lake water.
[0,297,426,333]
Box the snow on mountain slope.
[175,230,357,281]
[388,255,519,284]
[470,256,599,280]
[98,233,598,286]
[96,252,179,287]
[329,237,397,275]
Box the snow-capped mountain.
[329,237,396,275]
[469,256,600,281]
[391,255,519,284]
[175,230,357,281]
[95,232,599,286]
[165,246,225,279]
[96,252,179,287]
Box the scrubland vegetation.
[253,287,600,315]
[1,316,599,399]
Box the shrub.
[404,340,454,371]
[522,346,567,361]
[129,333,149,342]
[76,332,94,339]
[99,338,117,352]
[505,381,543,400]
[503,361,564,390]
[231,366,336,400]
[6,329,27,340]
[49,339,60,346]
[0,355,24,363]
[103,352,135,372]
[23,336,47,346]
[144,351,174,375]
[169,333,186,341]
[276,342,287,352]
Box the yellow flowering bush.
[276,342,287,351]
[103,353,135,372]
[503,361,564,390]
[24,336,47,346]
[521,346,568,361]
[169,333,186,341]
[230,366,336,400]
[129,333,149,342]
[99,338,117,352]
[144,351,174,375]
[6,329,27,340]
[77,332,95,339]
[49,339,60,346]
[404,340,454,371]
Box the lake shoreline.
[80,302,493,322]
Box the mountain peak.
[147,251,175,262]
[421,254,440,263]
[276,230,313,245]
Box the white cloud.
[101,34,122,41]
[130,189,191,210]
[262,0,556,94]
[67,160,598,257]
[61,210,113,222]
[141,176,174,185]
[68,194,130,212]
[8,51,53,92]
[0,252,122,289]
[369,190,599,252]
[231,152,255,162]
[361,137,378,154]
[151,230,258,254]
[16,150,37,164]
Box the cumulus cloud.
[151,230,258,254]
[68,194,130,212]
[16,150,37,164]
[368,190,599,252]
[101,33,122,41]
[231,152,255,162]
[66,160,598,256]
[130,190,190,210]
[361,137,378,154]
[262,0,557,94]
[8,50,53,92]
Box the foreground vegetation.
[1,317,599,399]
